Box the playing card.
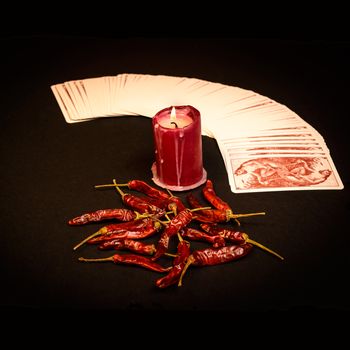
[51,84,74,123]
[225,154,343,192]
[52,83,82,122]
[85,77,112,117]
[66,80,91,119]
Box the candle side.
[152,105,207,191]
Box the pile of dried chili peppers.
[69,179,283,288]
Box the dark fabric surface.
[0,34,349,321]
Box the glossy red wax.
[151,105,206,191]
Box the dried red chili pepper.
[139,196,169,210]
[152,207,211,261]
[112,180,165,216]
[155,235,191,288]
[73,218,160,250]
[68,208,144,225]
[95,179,170,200]
[178,243,253,286]
[116,183,185,217]
[187,193,265,223]
[86,219,161,245]
[187,193,231,222]
[95,179,186,216]
[190,213,220,223]
[79,254,171,273]
[203,180,241,225]
[152,208,194,261]
[119,180,186,215]
[98,239,156,255]
[203,179,243,225]
[200,223,284,260]
[202,180,231,211]
[181,227,226,248]
[200,223,245,241]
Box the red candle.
[151,105,207,191]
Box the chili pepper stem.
[242,234,284,260]
[153,217,170,226]
[168,202,177,216]
[94,183,129,189]
[134,211,149,220]
[178,255,195,287]
[230,212,266,219]
[164,253,178,258]
[112,179,126,199]
[190,207,212,212]
[73,227,107,251]
[177,232,190,246]
[234,219,241,226]
[78,256,114,263]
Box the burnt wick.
[171,122,178,128]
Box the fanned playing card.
[50,74,344,192]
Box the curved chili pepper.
[95,179,170,200]
[202,180,231,211]
[152,209,193,261]
[190,213,220,223]
[139,195,169,210]
[200,223,244,242]
[95,179,185,216]
[121,191,164,215]
[112,180,165,216]
[68,208,143,225]
[181,227,226,248]
[87,219,162,244]
[155,236,191,288]
[178,243,253,286]
[187,193,231,222]
[98,239,156,255]
[200,223,284,260]
[202,180,239,225]
[73,218,160,250]
[192,243,253,265]
[188,193,227,218]
[78,254,171,273]
[187,193,265,223]
[126,180,170,200]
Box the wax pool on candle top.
[158,107,193,128]
[151,105,207,191]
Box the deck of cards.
[51,74,344,193]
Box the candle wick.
[171,122,178,128]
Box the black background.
[1,5,350,331]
